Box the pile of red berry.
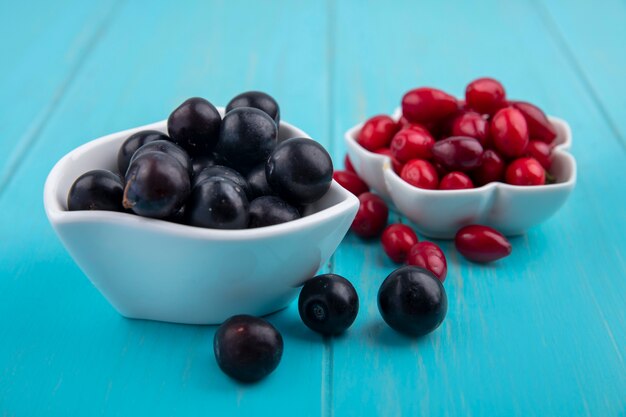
[353,78,557,189]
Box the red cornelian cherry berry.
[344,155,356,173]
[451,111,490,147]
[472,149,505,186]
[465,78,506,115]
[439,172,474,190]
[505,157,546,186]
[373,148,404,174]
[333,170,369,196]
[399,115,436,134]
[357,115,400,151]
[407,242,448,282]
[400,159,439,189]
[351,192,389,238]
[431,136,484,172]
[390,126,435,163]
[381,224,419,263]
[402,87,458,124]
[490,107,529,158]
[511,101,557,144]
[455,225,512,263]
[525,140,553,170]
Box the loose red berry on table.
[401,87,458,124]
[381,224,419,263]
[525,140,553,171]
[333,170,369,196]
[511,101,557,143]
[439,172,474,190]
[400,159,439,189]
[451,111,490,147]
[406,241,448,282]
[471,149,505,186]
[505,157,546,186]
[344,155,356,173]
[454,225,512,263]
[357,115,400,151]
[490,107,529,158]
[390,126,435,163]
[351,192,389,238]
[374,148,404,174]
[431,136,484,172]
[465,77,506,115]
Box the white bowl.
[44,112,359,325]
[345,112,576,238]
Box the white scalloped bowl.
[345,112,576,238]
[44,110,359,325]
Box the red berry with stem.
[490,107,529,158]
[465,78,506,115]
[381,224,419,263]
[357,115,400,151]
[390,126,435,163]
[505,157,546,186]
[455,225,512,263]
[439,172,474,190]
[511,101,557,143]
[402,87,458,124]
[351,192,389,238]
[472,150,505,186]
[400,159,439,189]
[407,242,448,282]
[525,140,553,170]
[333,170,369,196]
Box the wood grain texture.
[330,0,626,416]
[0,1,330,416]
[538,0,626,147]
[0,0,120,191]
[0,0,625,415]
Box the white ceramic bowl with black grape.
[344,80,576,238]
[44,93,359,325]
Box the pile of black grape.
[67,92,334,229]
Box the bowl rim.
[44,118,359,241]
[344,110,577,194]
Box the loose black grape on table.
[214,315,284,383]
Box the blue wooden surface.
[0,0,625,416]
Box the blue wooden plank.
[329,0,626,416]
[0,1,331,416]
[0,0,120,190]
[1,0,625,416]
[538,0,626,148]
